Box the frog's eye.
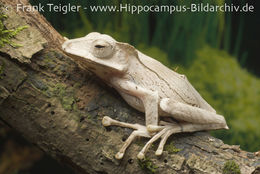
[91,39,114,58]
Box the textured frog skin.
[62,32,228,159]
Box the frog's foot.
[138,120,228,159]
[137,125,173,159]
[137,120,184,159]
[102,116,152,159]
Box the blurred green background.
[1,0,260,173]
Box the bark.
[0,1,259,174]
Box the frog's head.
[62,32,138,78]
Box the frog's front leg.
[102,78,160,159]
[111,78,159,127]
[102,116,151,159]
[102,116,170,159]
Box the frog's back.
[137,51,216,113]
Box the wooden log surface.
[0,0,259,173]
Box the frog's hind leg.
[149,121,228,156]
[139,120,229,158]
[102,116,151,159]
[160,98,228,128]
[141,98,229,156]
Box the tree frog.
[62,32,228,160]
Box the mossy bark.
[0,1,259,174]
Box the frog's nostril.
[95,45,105,48]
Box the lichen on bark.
[0,11,28,48]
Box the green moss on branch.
[165,141,181,154]
[0,13,28,48]
[138,158,158,174]
[223,160,241,174]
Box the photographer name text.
[16,3,81,14]
[16,3,254,14]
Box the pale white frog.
[62,32,228,160]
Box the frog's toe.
[138,128,168,158]
[138,125,178,157]
[137,152,145,159]
[115,128,151,160]
[115,152,124,159]
[101,116,153,159]
[102,116,113,126]
[155,128,176,156]
[155,149,163,156]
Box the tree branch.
[0,0,259,174]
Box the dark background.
[0,0,259,174]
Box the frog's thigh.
[160,98,227,126]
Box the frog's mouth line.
[63,51,126,73]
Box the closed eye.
[95,45,105,48]
[91,39,114,58]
